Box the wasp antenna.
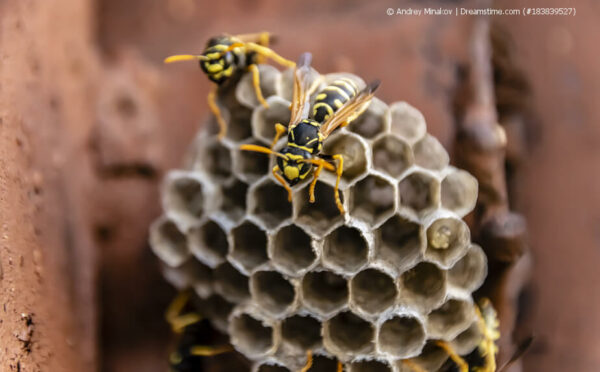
[366,79,381,93]
[164,54,207,64]
[240,144,287,159]
[297,52,313,69]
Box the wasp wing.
[289,52,315,127]
[319,80,380,139]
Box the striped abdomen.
[312,78,359,123]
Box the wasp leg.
[272,165,293,202]
[248,64,269,108]
[401,359,427,372]
[332,154,345,214]
[337,361,344,372]
[244,42,296,68]
[271,123,287,149]
[189,344,233,357]
[208,86,228,140]
[475,303,498,372]
[165,290,203,334]
[308,161,325,204]
[299,350,313,372]
[436,341,468,372]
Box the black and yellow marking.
[312,78,359,123]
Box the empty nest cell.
[350,269,397,315]
[201,141,232,180]
[377,316,426,358]
[188,220,228,267]
[198,294,234,332]
[447,244,487,292]
[270,225,316,275]
[322,226,369,274]
[213,262,250,302]
[350,175,395,226]
[301,271,348,316]
[250,270,296,316]
[280,314,322,351]
[372,135,412,178]
[221,178,248,221]
[165,174,206,222]
[440,169,478,217]
[234,140,270,183]
[230,221,268,272]
[222,97,253,142]
[376,215,423,271]
[412,134,449,171]
[308,355,341,372]
[150,218,190,267]
[294,181,344,238]
[427,299,474,340]
[249,178,293,230]
[349,360,392,372]
[388,102,426,144]
[230,313,275,357]
[256,364,289,372]
[347,97,388,139]
[251,96,292,143]
[399,172,439,214]
[425,217,470,268]
[324,311,374,355]
[236,64,280,109]
[399,262,447,312]
[161,258,212,298]
[322,133,368,184]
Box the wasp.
[164,32,295,139]
[165,291,232,372]
[240,53,380,214]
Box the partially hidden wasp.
[164,32,295,139]
[240,52,380,214]
[165,290,233,372]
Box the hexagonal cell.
[294,181,344,238]
[164,174,207,223]
[321,133,368,184]
[322,226,368,274]
[301,271,348,316]
[425,217,470,268]
[220,178,248,222]
[399,262,447,313]
[378,316,426,358]
[324,311,374,355]
[234,140,270,183]
[250,270,296,316]
[256,364,289,372]
[427,299,474,340]
[270,225,317,276]
[161,258,212,298]
[399,172,439,214]
[349,360,392,372]
[397,341,448,372]
[249,178,293,230]
[281,314,322,352]
[230,313,275,357]
[347,97,388,139]
[441,169,478,217]
[230,221,268,272]
[200,141,232,181]
[150,218,190,267]
[388,102,426,144]
[372,135,412,178]
[251,96,291,144]
[350,175,395,227]
[236,64,280,109]
[350,269,396,315]
[447,244,487,292]
[188,220,228,267]
[199,294,234,332]
[213,262,250,302]
[222,97,253,142]
[450,320,482,355]
[413,134,449,171]
[376,215,423,272]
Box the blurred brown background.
[0,0,598,371]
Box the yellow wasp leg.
[271,123,288,149]
[208,86,227,140]
[248,64,269,108]
[436,341,468,372]
[308,162,325,203]
[273,165,293,202]
[165,290,202,334]
[337,361,344,372]
[401,359,427,372]
[299,350,313,372]
[244,42,296,68]
[189,344,233,357]
[475,304,498,372]
[332,154,345,214]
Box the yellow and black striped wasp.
[165,290,232,372]
[164,32,295,139]
[240,52,380,214]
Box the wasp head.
[277,147,313,186]
[200,38,237,84]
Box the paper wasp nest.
[150,65,487,371]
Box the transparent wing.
[289,52,314,127]
[319,80,380,138]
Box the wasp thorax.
[277,147,312,185]
[289,119,323,154]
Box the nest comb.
[150,64,487,372]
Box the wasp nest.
[150,64,486,371]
